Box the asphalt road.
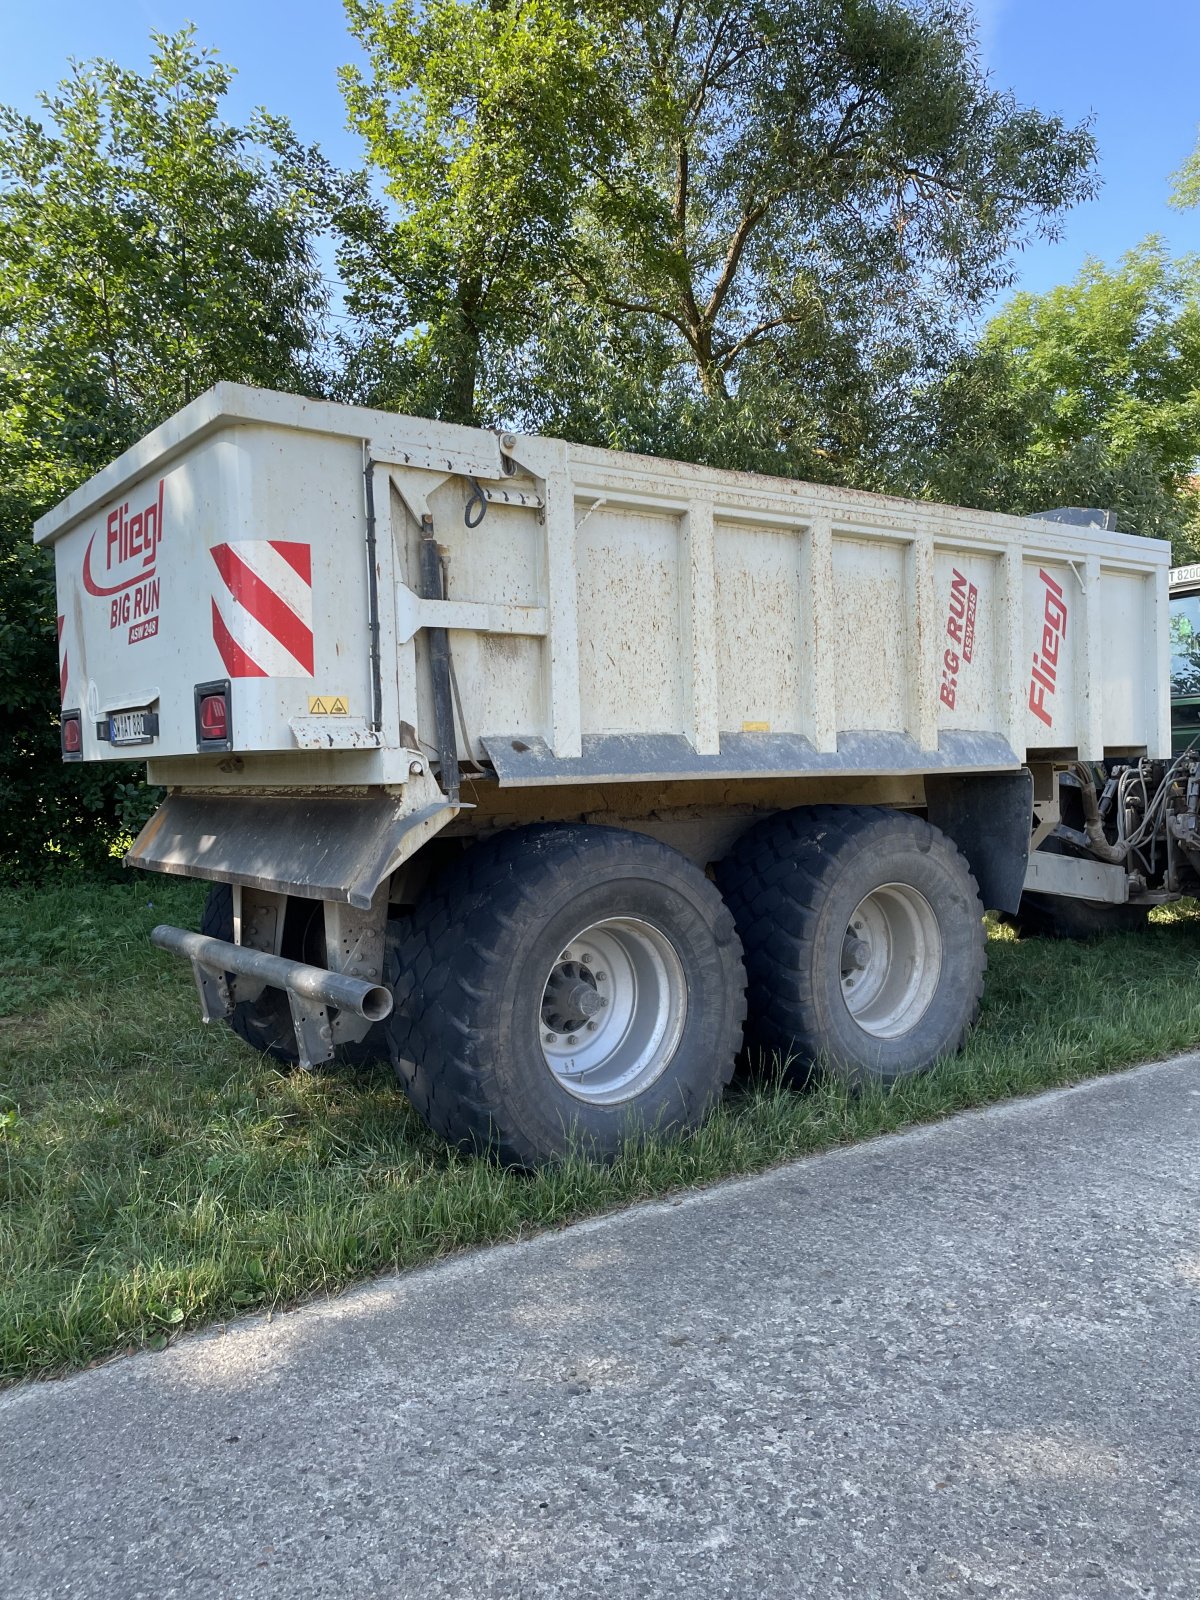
[3,1055,1200,1600]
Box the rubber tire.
[200,885,381,1069]
[720,806,986,1089]
[1006,893,1152,940]
[384,823,747,1167]
[1006,838,1152,939]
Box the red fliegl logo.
[1029,569,1067,728]
[81,479,165,643]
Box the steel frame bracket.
[191,960,233,1024]
[393,583,548,647]
[324,890,389,1045]
[187,946,338,1065]
[285,993,335,1070]
[190,952,336,1070]
[233,886,284,1002]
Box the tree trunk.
[444,340,479,427]
[690,322,728,400]
[440,283,483,427]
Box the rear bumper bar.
[151,925,392,1068]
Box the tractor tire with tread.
[383,823,746,1166]
[720,805,986,1088]
[1005,893,1152,940]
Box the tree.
[489,290,921,486]
[338,0,1097,461]
[907,241,1200,557]
[572,0,1096,403]
[1170,129,1200,211]
[337,0,622,424]
[0,30,330,875]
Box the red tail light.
[199,695,227,740]
[61,710,83,760]
[194,681,232,751]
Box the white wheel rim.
[839,883,943,1040]
[538,918,688,1105]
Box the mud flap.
[924,771,1033,915]
[126,790,457,908]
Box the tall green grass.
[3,875,1200,1383]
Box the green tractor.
[1170,564,1200,751]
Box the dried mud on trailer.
[38,385,1185,1164]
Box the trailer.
[37,385,1190,1163]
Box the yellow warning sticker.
[741,720,771,733]
[308,695,350,716]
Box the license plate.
[108,709,158,746]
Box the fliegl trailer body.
[38,384,1190,1163]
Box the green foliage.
[1169,129,1200,211]
[908,241,1200,556]
[0,30,330,877]
[337,0,1096,476]
[982,242,1200,474]
[572,0,1096,397]
[337,0,622,423]
[1169,599,1200,698]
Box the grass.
[3,875,1200,1385]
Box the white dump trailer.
[38,384,1189,1162]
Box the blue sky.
[4,0,1199,321]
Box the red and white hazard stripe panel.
[210,540,314,679]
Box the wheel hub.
[841,934,871,972]
[538,919,688,1105]
[839,883,943,1040]
[542,963,604,1033]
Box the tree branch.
[715,307,817,368]
[597,290,692,340]
[895,165,1028,208]
[825,92,871,160]
[686,8,736,121]
[702,201,767,324]
[562,261,693,340]
[668,0,687,53]
[674,138,689,229]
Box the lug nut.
[595,972,607,982]
[545,1032,557,1043]
[566,1034,578,1045]
[586,1021,598,1032]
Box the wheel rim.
[839,883,943,1040]
[538,918,688,1105]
